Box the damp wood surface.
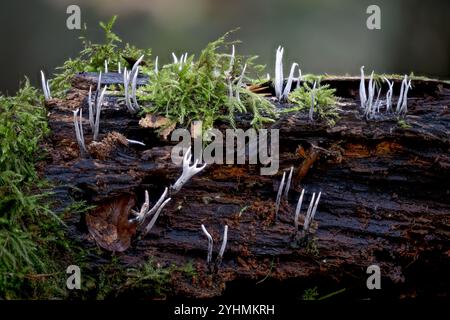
[42,73,450,299]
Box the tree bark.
[43,73,450,299]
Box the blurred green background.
[0,0,449,94]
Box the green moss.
[140,31,276,130]
[51,18,276,130]
[51,16,152,97]
[286,80,339,126]
[301,73,324,84]
[302,287,319,300]
[124,259,197,298]
[397,119,411,129]
[305,237,320,257]
[0,80,68,299]
[0,80,96,299]
[83,257,197,299]
[124,260,174,298]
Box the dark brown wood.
[42,73,450,299]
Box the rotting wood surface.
[42,73,450,299]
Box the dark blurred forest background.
[0,0,449,94]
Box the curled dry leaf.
[86,194,137,252]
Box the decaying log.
[43,73,450,299]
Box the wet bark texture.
[43,72,450,299]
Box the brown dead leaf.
[86,194,137,252]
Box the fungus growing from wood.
[359,66,367,109]
[309,81,317,121]
[201,224,214,266]
[282,62,299,100]
[359,67,412,118]
[171,147,207,193]
[396,75,412,116]
[201,224,229,271]
[217,225,229,263]
[303,191,321,232]
[123,55,144,113]
[88,77,107,141]
[274,46,299,101]
[73,108,86,153]
[132,187,172,237]
[274,171,286,220]
[294,188,305,230]
[235,63,247,103]
[283,166,294,199]
[40,70,52,100]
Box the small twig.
[256,257,275,284]
[318,288,346,300]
